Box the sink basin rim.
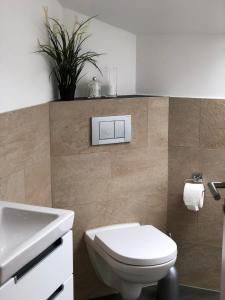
[0,201,74,285]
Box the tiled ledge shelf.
[53,95,157,102]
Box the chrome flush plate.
[91,115,132,145]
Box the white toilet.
[85,223,177,300]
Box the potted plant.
[38,14,102,100]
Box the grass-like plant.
[38,14,102,100]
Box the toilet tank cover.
[94,225,177,266]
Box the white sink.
[0,201,74,285]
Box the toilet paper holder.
[185,172,203,184]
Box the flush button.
[92,115,132,145]
[115,120,125,138]
[99,121,115,140]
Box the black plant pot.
[59,85,76,101]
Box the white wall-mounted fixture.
[85,223,177,300]
[0,201,74,300]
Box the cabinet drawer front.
[0,231,73,300]
[49,276,73,300]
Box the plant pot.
[59,85,76,101]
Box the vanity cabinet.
[0,230,73,300]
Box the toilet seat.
[94,225,177,266]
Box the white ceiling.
[59,0,225,34]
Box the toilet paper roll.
[183,183,204,212]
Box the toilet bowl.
[85,223,177,300]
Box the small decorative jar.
[88,77,101,98]
[102,67,118,97]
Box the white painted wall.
[0,1,136,113]
[0,0,62,113]
[62,8,136,97]
[2,0,223,112]
[137,35,225,99]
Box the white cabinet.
[0,231,73,300]
[52,276,74,300]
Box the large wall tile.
[148,97,169,148]
[200,100,225,149]
[201,148,225,192]
[51,153,111,207]
[197,197,223,247]
[110,147,168,196]
[0,104,51,207]
[176,241,221,290]
[24,150,51,207]
[169,98,201,147]
[50,101,95,156]
[169,146,201,194]
[0,170,25,203]
[167,193,199,243]
[74,241,112,300]
[0,104,50,178]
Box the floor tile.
[91,285,220,300]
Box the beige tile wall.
[50,97,169,300]
[2,96,220,297]
[168,98,225,290]
[0,104,51,207]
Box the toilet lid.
[95,225,177,266]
